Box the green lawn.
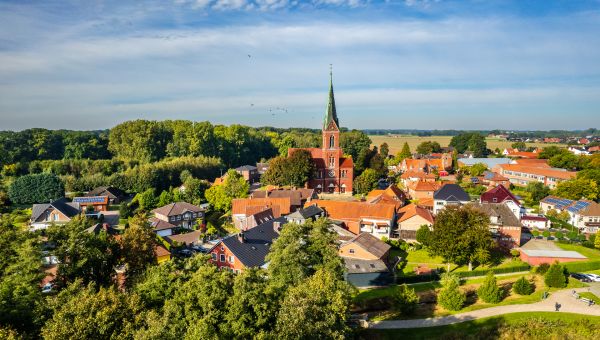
[579,292,600,304]
[358,312,600,340]
[556,242,600,259]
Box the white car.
[41,283,53,294]
[584,273,600,282]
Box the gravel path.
[369,287,600,329]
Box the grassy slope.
[358,312,600,340]
[556,242,600,259]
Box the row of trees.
[0,215,354,339]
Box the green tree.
[134,188,157,211]
[339,130,372,161]
[206,170,249,212]
[511,142,527,151]
[437,273,466,311]
[157,189,174,207]
[538,146,565,159]
[542,230,551,238]
[48,216,119,286]
[554,178,598,200]
[263,149,315,188]
[525,182,551,202]
[544,262,567,288]
[108,120,171,162]
[275,269,352,339]
[555,231,564,239]
[416,141,442,155]
[224,269,277,338]
[353,168,380,195]
[428,205,494,270]
[398,142,412,160]
[595,233,600,250]
[450,133,487,157]
[120,215,157,279]
[393,284,419,315]
[468,163,488,176]
[182,177,211,205]
[369,153,386,177]
[266,218,343,288]
[477,272,503,303]
[416,224,432,246]
[7,173,64,204]
[42,283,143,340]
[380,142,389,158]
[512,276,534,295]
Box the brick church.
[288,73,354,194]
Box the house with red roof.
[150,202,206,237]
[480,185,523,219]
[393,203,434,241]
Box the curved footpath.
[369,287,600,329]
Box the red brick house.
[480,184,523,219]
[473,202,522,248]
[287,72,353,194]
[209,217,286,273]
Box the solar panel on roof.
[73,196,106,204]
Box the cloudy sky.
[1,0,600,131]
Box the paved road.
[370,287,600,329]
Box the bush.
[544,262,567,288]
[8,173,65,204]
[510,249,520,259]
[437,273,466,311]
[555,231,564,240]
[456,264,530,278]
[563,260,600,273]
[393,284,419,315]
[532,230,540,237]
[512,276,534,295]
[416,225,432,246]
[477,272,503,303]
[542,230,551,238]
[535,263,550,275]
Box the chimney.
[238,232,245,243]
[273,221,281,234]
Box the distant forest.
[364,129,599,138]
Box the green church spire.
[323,65,339,130]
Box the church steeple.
[323,66,339,131]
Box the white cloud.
[212,0,248,10]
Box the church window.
[329,156,335,167]
[329,135,335,148]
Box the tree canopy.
[449,133,487,157]
[8,173,64,204]
[261,149,315,188]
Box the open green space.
[358,312,600,340]
[368,135,565,155]
[556,242,600,259]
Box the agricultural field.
[369,135,566,155]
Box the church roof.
[323,71,339,130]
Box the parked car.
[41,283,54,294]
[584,273,600,282]
[571,273,592,282]
[177,249,194,258]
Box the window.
[53,214,59,221]
[229,256,235,264]
[492,198,497,203]
[349,249,355,254]
[219,254,225,262]
[329,156,335,167]
[177,216,182,221]
[220,246,224,251]
[211,253,217,261]
[192,213,197,218]
[329,135,335,148]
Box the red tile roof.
[307,200,395,221]
[398,203,434,224]
[480,185,521,206]
[232,197,292,215]
[499,164,577,180]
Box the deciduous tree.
[8,173,64,204]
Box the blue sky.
[1,0,600,131]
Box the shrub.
[532,230,540,237]
[512,276,534,295]
[510,249,520,259]
[393,284,419,315]
[416,225,432,246]
[544,262,567,288]
[536,263,550,275]
[542,230,551,238]
[567,231,578,240]
[437,273,465,311]
[477,272,503,303]
[563,260,600,273]
[555,231,564,240]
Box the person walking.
[555,302,560,311]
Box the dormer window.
[493,198,498,203]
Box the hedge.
[456,265,531,278]
[563,260,600,273]
[396,273,440,284]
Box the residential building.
[306,200,396,239]
[399,170,436,187]
[407,181,440,201]
[366,185,407,212]
[457,158,511,169]
[154,245,171,264]
[231,197,291,229]
[567,201,600,234]
[209,217,286,273]
[164,230,204,248]
[251,188,316,211]
[496,164,576,188]
[400,155,452,173]
[521,215,550,230]
[479,185,523,219]
[72,196,109,212]
[149,202,205,237]
[338,233,393,287]
[285,205,324,224]
[235,165,260,183]
[481,171,511,188]
[473,202,522,248]
[539,195,574,213]
[568,147,590,156]
[287,72,353,194]
[85,186,126,204]
[433,184,470,214]
[393,203,434,241]
[30,198,81,230]
[256,162,269,175]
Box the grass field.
[358,312,600,339]
[369,135,566,155]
